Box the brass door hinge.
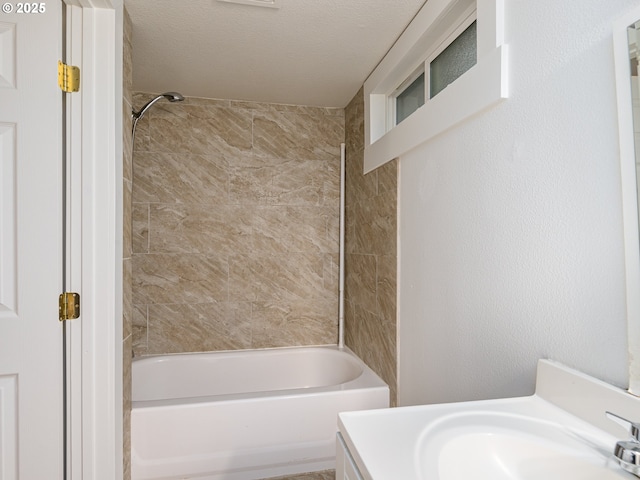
[59,292,80,322]
[58,61,80,93]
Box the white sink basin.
[338,360,640,480]
[417,412,628,480]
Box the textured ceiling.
[125,0,427,108]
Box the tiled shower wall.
[131,95,345,355]
[343,88,398,406]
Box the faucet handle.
[606,411,640,441]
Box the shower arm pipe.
[131,96,162,134]
[131,91,184,136]
[338,143,346,349]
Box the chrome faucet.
[606,411,640,476]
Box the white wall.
[399,0,637,406]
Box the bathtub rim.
[132,345,389,410]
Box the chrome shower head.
[132,91,185,132]
[162,92,184,103]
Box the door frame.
[64,0,123,478]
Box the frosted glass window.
[430,21,477,98]
[396,72,425,125]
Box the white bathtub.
[131,346,389,480]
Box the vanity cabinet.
[336,433,364,480]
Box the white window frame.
[364,0,508,173]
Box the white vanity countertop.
[338,360,640,480]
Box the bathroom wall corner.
[344,87,398,406]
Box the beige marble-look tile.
[266,469,335,480]
[123,410,131,480]
[132,203,149,254]
[123,334,132,410]
[323,253,340,291]
[347,200,368,256]
[123,179,133,258]
[230,150,289,169]
[344,202,356,257]
[345,147,376,208]
[133,92,156,105]
[123,258,132,340]
[229,100,342,119]
[251,300,337,348]
[250,206,339,255]
[370,316,397,407]
[229,100,279,112]
[148,104,253,158]
[133,304,147,328]
[150,204,338,256]
[326,209,340,251]
[132,324,148,357]
[345,304,396,406]
[377,157,398,195]
[322,156,341,208]
[344,299,357,350]
[123,100,133,182]
[229,253,330,304]
[253,109,344,161]
[183,96,231,108]
[345,87,364,157]
[133,152,228,204]
[229,157,339,207]
[366,189,397,257]
[272,103,342,117]
[228,161,276,205]
[122,333,132,480]
[272,157,339,207]
[344,253,377,307]
[349,190,396,257]
[377,254,397,324]
[132,304,148,356]
[148,204,252,255]
[132,253,228,305]
[147,302,252,354]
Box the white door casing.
[64,1,124,478]
[0,1,124,477]
[0,1,64,478]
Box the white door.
[0,2,64,478]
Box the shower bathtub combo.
[129,96,388,480]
